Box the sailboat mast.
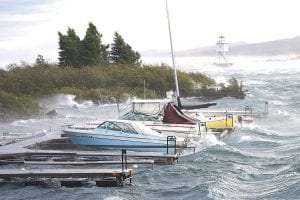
[166,0,180,97]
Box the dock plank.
[0,168,134,179]
[0,160,154,166]
[26,150,179,157]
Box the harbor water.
[0,56,299,199]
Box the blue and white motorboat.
[62,120,185,152]
[71,100,208,142]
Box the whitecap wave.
[75,100,94,109]
[10,119,27,126]
[244,80,266,85]
[203,134,226,146]
[40,94,96,109]
[272,109,289,116]
[239,135,252,142]
[214,76,229,86]
[239,135,268,143]
[269,100,286,106]
[104,196,126,200]
[49,94,79,107]
[241,124,280,137]
[10,118,40,126]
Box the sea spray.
[203,134,226,147]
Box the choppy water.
[0,56,300,199]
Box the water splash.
[40,94,95,109]
[243,80,266,86]
[104,197,126,200]
[204,134,226,146]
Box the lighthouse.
[216,34,229,65]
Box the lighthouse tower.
[216,34,229,65]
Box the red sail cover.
[162,103,198,125]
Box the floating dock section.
[0,149,138,187]
[0,168,134,187]
[0,132,184,187]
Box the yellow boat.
[185,111,238,132]
[206,114,237,130]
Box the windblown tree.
[58,28,81,67]
[79,22,109,66]
[110,32,141,65]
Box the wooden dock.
[0,168,135,187]
[0,130,188,187]
[0,132,181,164]
[0,160,154,166]
[0,168,134,179]
[22,150,179,165]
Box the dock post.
[174,136,177,154]
[199,122,207,137]
[167,136,176,155]
[121,149,127,171]
[265,101,269,115]
[204,122,208,133]
[225,114,233,127]
[116,176,123,186]
[167,137,169,154]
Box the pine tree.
[110,32,141,65]
[79,22,109,66]
[58,28,81,67]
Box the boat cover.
[162,103,198,125]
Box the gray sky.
[1,0,300,67]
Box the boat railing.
[245,106,253,116]
[167,136,177,155]
[244,102,269,118]
[225,114,234,127]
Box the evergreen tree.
[58,28,81,67]
[79,22,109,66]
[110,32,141,65]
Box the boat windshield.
[120,112,160,121]
[98,121,138,134]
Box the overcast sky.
[1,0,300,67]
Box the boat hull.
[63,130,177,152]
[206,118,237,129]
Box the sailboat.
[165,0,216,110]
[165,0,237,133]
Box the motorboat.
[62,119,186,152]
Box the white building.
[216,34,229,65]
